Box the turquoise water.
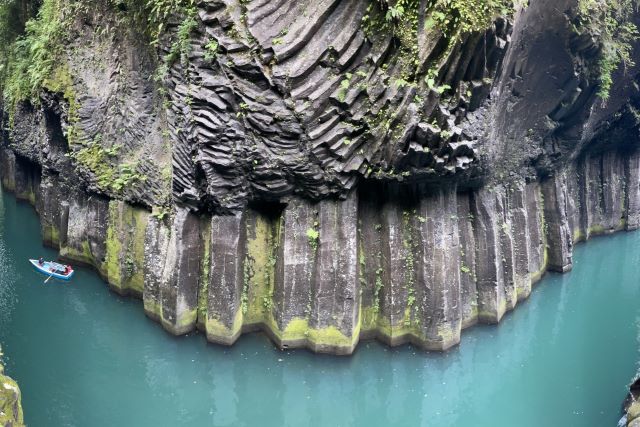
[0,189,639,427]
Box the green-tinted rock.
[628,401,640,422]
[0,366,24,427]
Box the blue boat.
[29,259,74,281]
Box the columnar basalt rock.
[3,0,640,357]
[143,216,171,321]
[3,145,640,354]
[273,198,318,346]
[415,188,462,350]
[309,192,360,353]
[104,201,149,296]
[205,212,246,345]
[60,193,109,269]
[541,174,574,272]
[626,151,640,231]
[456,193,479,328]
[159,208,203,335]
[472,187,509,322]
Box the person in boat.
[38,257,44,266]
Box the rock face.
[0,363,24,427]
[622,377,640,426]
[2,147,638,354]
[2,0,640,355]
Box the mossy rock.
[0,371,24,427]
[628,401,640,422]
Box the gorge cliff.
[1,0,639,356]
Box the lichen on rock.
[0,361,24,427]
[2,0,640,359]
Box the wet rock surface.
[2,146,638,354]
[2,0,640,356]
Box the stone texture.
[143,216,171,321]
[205,212,246,345]
[273,198,317,347]
[159,208,204,335]
[541,174,573,272]
[3,0,640,358]
[1,147,640,355]
[457,192,479,328]
[415,187,461,350]
[0,364,23,427]
[472,187,508,323]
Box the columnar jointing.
[1,147,638,354]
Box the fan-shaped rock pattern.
[166,0,511,212]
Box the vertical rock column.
[205,213,246,345]
[525,182,546,283]
[496,190,517,311]
[357,189,387,337]
[509,182,533,300]
[308,192,359,354]
[581,156,606,236]
[59,193,109,269]
[578,153,625,236]
[378,199,416,344]
[242,209,280,330]
[273,198,317,348]
[457,192,479,328]
[39,174,62,248]
[143,216,171,321]
[626,150,640,230]
[103,201,149,296]
[0,148,16,192]
[600,151,626,231]
[414,188,462,350]
[158,208,203,335]
[565,164,585,241]
[541,174,573,272]
[472,188,508,323]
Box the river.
[0,188,638,426]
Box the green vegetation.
[361,0,516,81]
[204,39,218,61]
[0,359,23,427]
[164,7,197,66]
[137,0,196,44]
[337,73,352,102]
[70,137,117,189]
[151,206,171,220]
[306,224,320,250]
[111,162,145,193]
[575,0,639,100]
[69,136,144,193]
[0,0,69,109]
[0,0,198,108]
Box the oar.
[44,273,54,284]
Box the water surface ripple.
[0,189,638,426]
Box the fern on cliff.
[368,0,515,37]
[361,0,519,89]
[0,0,70,108]
[575,0,639,100]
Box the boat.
[29,259,74,281]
